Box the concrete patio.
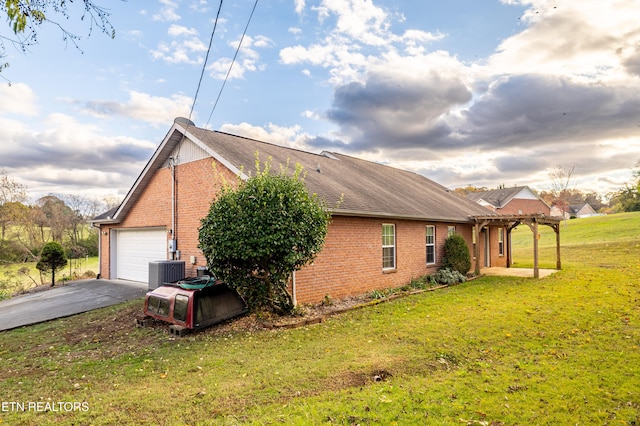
[480,267,558,278]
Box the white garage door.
[116,229,167,282]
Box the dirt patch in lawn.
[62,303,152,346]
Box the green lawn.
[0,257,99,298]
[1,213,639,425]
[510,212,639,269]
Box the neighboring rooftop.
[466,186,536,209]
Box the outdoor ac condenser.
[148,260,185,290]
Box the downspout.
[292,270,297,306]
[170,156,177,260]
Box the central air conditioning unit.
[148,260,185,290]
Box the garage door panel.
[116,229,167,282]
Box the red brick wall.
[99,155,486,304]
[468,225,510,271]
[99,229,110,279]
[99,157,237,279]
[173,158,238,277]
[498,199,550,215]
[293,218,478,304]
[488,227,507,267]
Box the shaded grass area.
[1,213,639,425]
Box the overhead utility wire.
[202,0,260,133]
[187,0,224,128]
[172,1,222,250]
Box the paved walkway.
[0,279,148,331]
[481,267,558,278]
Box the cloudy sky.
[1,0,639,203]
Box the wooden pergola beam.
[553,223,561,270]
[473,220,490,276]
[524,220,540,278]
[506,221,521,268]
[472,213,562,278]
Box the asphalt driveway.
[0,279,148,331]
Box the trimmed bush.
[430,268,467,285]
[442,233,471,275]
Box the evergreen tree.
[36,241,68,287]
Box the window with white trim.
[498,228,505,256]
[382,224,396,270]
[426,225,436,265]
[447,226,456,237]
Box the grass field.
[0,257,99,298]
[1,213,639,425]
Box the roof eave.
[90,218,119,226]
[332,208,475,224]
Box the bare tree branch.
[548,165,575,219]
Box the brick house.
[92,119,507,304]
[466,186,550,216]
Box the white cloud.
[1,114,156,199]
[207,34,273,80]
[253,35,274,49]
[0,83,38,116]
[80,91,193,124]
[150,24,207,64]
[294,0,305,15]
[153,0,181,22]
[302,110,320,119]
[219,122,312,149]
[486,0,640,82]
[190,0,209,13]
[313,0,388,46]
[167,24,198,37]
[280,0,444,85]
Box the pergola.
[472,214,563,278]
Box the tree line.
[0,169,119,265]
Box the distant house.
[92,119,511,304]
[466,186,550,216]
[551,203,599,219]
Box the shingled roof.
[466,186,530,209]
[95,121,491,224]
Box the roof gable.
[95,122,492,224]
[467,186,547,209]
[569,203,597,215]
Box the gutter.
[330,209,477,224]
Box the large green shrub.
[199,159,331,315]
[441,233,471,275]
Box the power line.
[187,0,224,126]
[203,0,260,131]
